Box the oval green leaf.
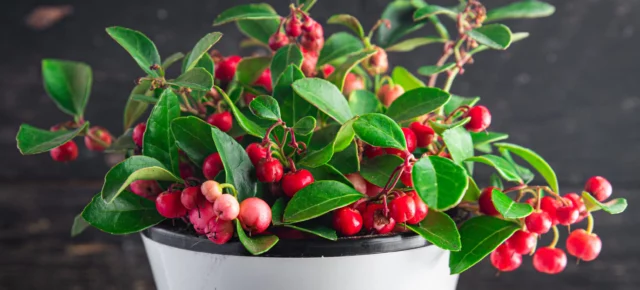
[444,95,480,115]
[377,1,426,48]
[360,154,406,188]
[353,113,406,150]
[417,62,455,76]
[171,116,217,167]
[271,45,303,86]
[318,32,364,66]
[292,78,354,124]
[124,80,152,130]
[298,119,355,168]
[42,59,92,117]
[465,155,523,184]
[286,223,338,241]
[237,18,280,44]
[249,95,281,121]
[143,89,181,175]
[413,156,469,211]
[491,189,533,219]
[83,191,165,235]
[406,210,461,251]
[168,68,213,91]
[213,4,279,25]
[466,24,513,50]
[162,52,185,71]
[327,14,365,39]
[386,37,446,52]
[441,126,474,166]
[283,181,365,223]
[470,131,509,147]
[184,32,222,72]
[71,213,90,237]
[386,87,451,123]
[235,220,279,255]
[326,48,377,92]
[212,127,258,202]
[236,56,272,85]
[273,65,315,125]
[293,116,316,136]
[429,117,471,135]
[486,0,555,22]
[495,142,559,193]
[349,90,381,116]
[16,122,89,155]
[582,192,627,215]
[392,66,426,91]
[216,86,266,138]
[106,26,161,77]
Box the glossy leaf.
[386,37,445,52]
[16,122,88,155]
[463,176,481,202]
[349,90,381,116]
[213,4,279,25]
[143,89,181,175]
[386,87,450,123]
[444,95,480,115]
[406,210,461,251]
[413,4,457,20]
[83,191,165,235]
[286,224,338,241]
[236,56,271,85]
[466,24,513,50]
[495,143,559,193]
[326,49,377,92]
[392,66,426,91]
[271,45,303,86]
[377,1,426,48]
[235,220,279,255]
[168,68,213,91]
[71,213,90,237]
[360,154,405,188]
[429,117,471,135]
[292,78,354,124]
[212,127,257,202]
[237,19,280,44]
[500,149,535,184]
[327,14,365,39]
[216,86,266,138]
[171,117,217,167]
[162,52,185,71]
[293,116,316,136]
[329,141,360,175]
[271,198,287,226]
[413,156,469,211]
[100,156,182,203]
[417,62,455,76]
[184,32,222,72]
[353,113,406,150]
[490,173,504,190]
[274,65,315,125]
[470,131,509,147]
[106,27,161,77]
[465,155,523,183]
[318,32,364,66]
[283,181,364,223]
[486,1,556,22]
[42,59,92,117]
[299,119,355,167]
[105,129,135,153]
[123,80,152,130]
[491,189,533,219]
[441,127,474,165]
[582,192,627,215]
[249,95,281,121]
[131,94,158,103]
[298,0,317,12]
[449,216,520,274]
[302,164,353,187]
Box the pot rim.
[143,223,431,258]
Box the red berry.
[464,105,492,132]
[533,247,567,274]
[268,32,290,51]
[540,196,559,225]
[181,186,204,210]
[213,194,240,221]
[565,193,588,222]
[179,162,195,180]
[132,123,146,147]
[399,165,413,187]
[332,207,363,236]
[245,143,269,166]
[215,55,242,82]
[300,49,319,77]
[566,229,602,262]
[525,210,553,234]
[373,212,396,234]
[384,128,416,158]
[130,180,162,199]
[406,191,428,224]
[363,146,384,159]
[50,141,79,162]
[285,14,302,37]
[188,200,215,235]
[201,180,223,203]
[506,230,537,255]
[390,194,416,223]
[490,243,522,272]
[556,197,580,225]
[345,173,367,194]
[84,126,112,151]
[254,69,273,92]
[409,122,436,148]
[302,19,323,39]
[256,157,284,183]
[202,153,223,180]
[244,93,257,105]
[238,197,272,234]
[281,169,315,198]
[478,187,500,216]
[365,181,383,197]
[322,64,335,78]
[207,111,233,132]
[377,84,405,107]
[206,218,234,244]
[362,203,381,231]
[156,190,188,218]
[342,73,365,97]
[300,35,324,53]
[584,176,612,202]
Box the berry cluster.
[49,123,113,162]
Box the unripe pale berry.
[188,200,215,235]
[201,180,223,203]
[533,247,567,274]
[342,73,365,97]
[345,173,367,195]
[156,190,188,218]
[206,218,234,244]
[84,126,112,151]
[364,46,389,75]
[132,123,146,148]
[50,141,79,162]
[215,55,242,82]
[377,84,405,107]
[566,229,602,262]
[332,207,363,236]
[202,153,223,180]
[256,157,284,183]
[213,194,240,221]
[238,197,272,234]
[464,105,492,132]
[245,143,269,166]
[584,176,612,202]
[300,49,319,77]
[281,169,315,198]
[207,111,233,132]
[409,122,436,148]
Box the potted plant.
[15,0,628,289]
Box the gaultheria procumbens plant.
[16,0,628,274]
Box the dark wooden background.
[1,0,638,289]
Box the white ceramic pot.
[141,225,458,290]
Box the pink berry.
[213,194,240,221]
[465,106,492,132]
[207,111,233,132]
[342,73,365,97]
[281,169,315,198]
[188,200,215,235]
[377,84,405,107]
[215,55,242,82]
[285,14,302,37]
[365,46,389,75]
[268,32,290,51]
[584,176,612,202]
[202,153,223,180]
[238,197,272,234]
[332,207,363,236]
[300,49,319,77]
[201,180,224,203]
[322,64,335,78]
[132,123,146,147]
[206,218,234,244]
[156,190,188,218]
[50,141,79,162]
[533,247,567,274]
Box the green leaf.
[211,127,257,201]
[237,19,280,44]
[449,216,520,274]
[100,156,182,203]
[486,1,556,22]
[491,189,533,219]
[235,220,279,255]
[444,95,480,115]
[353,113,406,150]
[386,37,445,52]
[143,89,181,175]
[441,127,474,165]
[318,32,364,67]
[302,164,353,187]
[83,191,165,235]
[171,117,217,167]
[298,0,317,12]
[271,197,287,225]
[327,14,365,39]
[500,149,535,184]
[236,56,271,85]
[273,65,315,126]
[216,86,266,138]
[386,87,451,123]
[16,123,88,155]
[417,62,455,76]
[495,143,559,193]
[184,32,222,72]
[162,52,185,71]
[42,59,93,117]
[490,173,504,190]
[466,24,513,50]
[292,78,354,124]
[286,223,338,241]
[463,176,481,202]
[511,32,531,42]
[124,81,152,130]
[392,66,426,91]
[413,156,469,211]
[249,95,281,121]
[406,210,461,251]
[360,154,405,187]
[470,131,509,148]
[582,192,627,214]
[429,117,471,135]
[349,90,381,116]
[413,4,457,20]
[131,94,158,103]
[271,45,304,86]
[293,116,316,136]
[168,68,213,91]
[71,213,90,237]
[465,155,523,184]
[283,181,365,223]
[213,4,279,25]
[299,119,355,168]
[329,141,360,175]
[326,49,377,93]
[106,26,161,77]
[377,1,426,48]
[105,129,136,153]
